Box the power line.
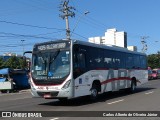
[0,20,65,30]
[0,0,59,17]
[15,0,52,11]
[0,31,64,42]
[72,32,88,40]
[0,50,25,53]
[29,0,56,11]
[0,42,40,48]
[0,32,57,39]
[0,45,19,47]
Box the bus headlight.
[62,80,71,89]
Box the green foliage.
[1,56,27,69]
[147,52,160,69]
[0,58,5,69]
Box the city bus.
[29,39,148,101]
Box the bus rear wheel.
[128,79,136,93]
[91,88,98,99]
[125,79,136,93]
[90,84,99,100]
[131,80,136,92]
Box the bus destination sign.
[37,42,67,51]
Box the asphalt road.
[0,79,160,120]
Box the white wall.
[88,28,127,48]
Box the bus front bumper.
[31,88,72,99]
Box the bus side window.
[77,53,86,68]
[73,52,86,79]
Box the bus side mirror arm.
[23,51,32,56]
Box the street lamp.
[21,40,25,54]
[71,11,90,36]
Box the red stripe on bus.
[101,77,132,85]
[95,68,147,70]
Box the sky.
[0,0,160,56]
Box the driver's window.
[77,53,86,68]
[73,49,86,79]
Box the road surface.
[0,79,160,120]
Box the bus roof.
[34,39,146,56]
[73,39,146,56]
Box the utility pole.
[59,0,75,40]
[141,36,149,53]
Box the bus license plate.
[44,94,52,98]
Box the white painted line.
[145,91,154,95]
[50,118,59,120]
[107,99,124,105]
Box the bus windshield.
[31,50,70,81]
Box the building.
[127,46,137,51]
[89,28,127,48]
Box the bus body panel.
[74,69,148,98]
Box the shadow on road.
[39,87,155,107]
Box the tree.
[4,56,26,69]
[147,52,160,69]
[19,58,27,69]
[0,58,5,69]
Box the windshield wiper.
[47,50,60,79]
[49,50,60,64]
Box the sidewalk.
[0,89,31,94]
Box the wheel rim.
[132,82,135,91]
[91,89,97,97]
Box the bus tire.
[90,82,100,100]
[130,79,136,93]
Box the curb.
[0,89,31,94]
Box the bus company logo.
[2,112,11,117]
[37,86,44,90]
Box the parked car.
[152,70,158,79]
[153,69,160,79]
[148,70,153,80]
